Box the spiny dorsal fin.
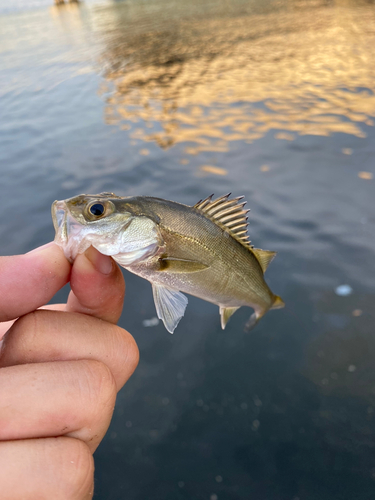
[194,194,252,249]
[252,248,277,272]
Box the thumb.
[0,243,71,322]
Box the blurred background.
[1,0,375,498]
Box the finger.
[40,303,67,311]
[0,243,71,322]
[0,437,94,500]
[0,320,13,353]
[0,309,139,392]
[1,305,65,341]
[0,360,116,452]
[66,246,125,324]
[0,320,14,340]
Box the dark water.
[1,0,375,498]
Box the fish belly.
[127,251,273,313]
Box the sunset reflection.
[99,0,375,152]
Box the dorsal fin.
[194,194,252,249]
[252,248,277,272]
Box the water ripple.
[98,0,375,153]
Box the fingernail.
[27,242,56,254]
[85,246,113,275]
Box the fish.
[52,192,284,333]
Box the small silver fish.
[52,193,284,333]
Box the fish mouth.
[51,200,91,262]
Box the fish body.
[52,192,284,333]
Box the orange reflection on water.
[99,0,375,153]
[199,165,228,176]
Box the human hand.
[0,243,139,499]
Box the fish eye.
[89,203,105,217]
[85,200,115,221]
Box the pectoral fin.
[152,283,188,334]
[158,258,209,273]
[219,306,240,329]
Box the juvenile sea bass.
[52,193,284,333]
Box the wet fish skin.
[52,192,284,333]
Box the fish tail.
[271,294,285,310]
[245,295,284,332]
[244,311,259,331]
[244,306,267,332]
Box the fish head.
[52,192,160,263]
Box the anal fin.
[152,283,188,334]
[220,306,240,329]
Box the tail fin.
[244,311,259,331]
[271,294,285,310]
[245,306,266,331]
[245,295,285,332]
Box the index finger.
[0,243,71,322]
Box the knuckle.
[0,311,42,363]
[9,310,38,339]
[112,326,140,371]
[59,438,94,499]
[15,308,45,332]
[122,328,140,372]
[0,437,94,500]
[81,359,117,413]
